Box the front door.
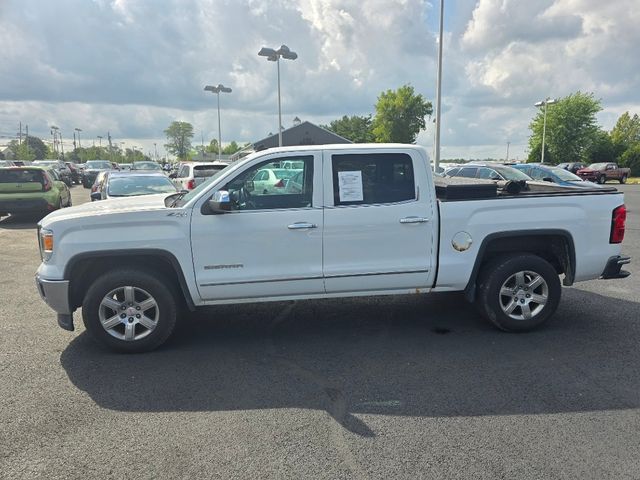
[322,149,437,293]
[191,152,324,301]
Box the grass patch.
[626,177,640,185]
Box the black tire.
[66,195,72,207]
[475,254,561,332]
[82,268,178,353]
[598,175,606,184]
[620,175,627,184]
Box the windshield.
[492,166,532,181]
[550,167,583,181]
[108,175,177,197]
[132,161,162,170]
[171,163,234,207]
[85,161,112,169]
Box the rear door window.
[331,153,415,206]
[458,167,478,178]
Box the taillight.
[186,179,196,189]
[42,174,52,191]
[274,179,284,188]
[610,204,626,244]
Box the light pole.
[534,97,557,163]
[434,0,444,172]
[75,128,82,149]
[505,141,510,162]
[204,84,232,161]
[154,143,158,161]
[50,126,59,157]
[258,45,298,147]
[97,135,103,147]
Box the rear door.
[322,148,437,293]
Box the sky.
[1,0,639,160]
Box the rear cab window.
[330,152,416,206]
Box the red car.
[577,162,630,184]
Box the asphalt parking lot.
[1,185,639,479]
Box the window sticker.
[338,170,364,202]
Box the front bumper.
[601,255,631,279]
[35,275,74,331]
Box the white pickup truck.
[35,144,630,352]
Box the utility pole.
[19,122,22,145]
[505,142,510,162]
[59,131,65,159]
[107,131,113,163]
[97,135,102,147]
[25,125,29,157]
[434,0,444,171]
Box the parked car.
[251,168,303,194]
[512,164,604,189]
[0,166,71,216]
[35,144,629,353]
[81,160,113,188]
[33,160,73,187]
[557,162,587,174]
[444,163,532,182]
[12,160,32,167]
[64,161,82,184]
[119,163,132,171]
[171,162,228,190]
[577,163,631,184]
[131,161,163,171]
[90,171,177,201]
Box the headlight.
[39,228,54,262]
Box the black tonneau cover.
[434,175,619,201]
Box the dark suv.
[557,162,587,174]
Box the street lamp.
[204,84,233,161]
[74,128,82,149]
[534,97,557,164]
[50,125,59,156]
[97,135,103,147]
[434,0,444,171]
[258,44,298,147]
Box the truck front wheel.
[598,175,606,184]
[82,268,177,353]
[476,254,561,332]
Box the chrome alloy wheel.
[498,270,549,321]
[98,286,159,341]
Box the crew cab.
[35,144,630,353]
[577,162,631,184]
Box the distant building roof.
[253,120,352,151]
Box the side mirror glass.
[90,191,102,201]
[207,190,232,214]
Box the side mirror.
[207,190,232,214]
[90,191,102,201]
[169,172,177,179]
[543,177,554,182]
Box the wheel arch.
[65,249,196,312]
[464,229,575,302]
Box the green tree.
[205,139,219,153]
[584,129,615,163]
[620,144,640,176]
[7,135,48,160]
[528,91,601,164]
[164,121,194,160]
[610,112,640,158]
[371,85,433,143]
[222,141,242,155]
[321,115,375,143]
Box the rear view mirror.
[207,190,231,214]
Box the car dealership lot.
[1,186,639,479]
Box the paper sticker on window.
[338,170,363,202]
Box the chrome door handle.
[399,216,429,224]
[288,222,317,229]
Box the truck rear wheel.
[82,268,177,353]
[476,254,561,332]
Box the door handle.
[399,216,429,224]
[288,222,317,229]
